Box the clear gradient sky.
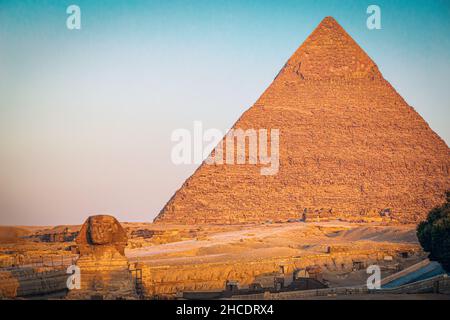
[0,0,449,225]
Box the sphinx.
[68,215,136,299]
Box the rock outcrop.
[0,268,68,299]
[68,215,136,299]
[155,16,449,225]
[28,227,79,243]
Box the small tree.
[417,191,450,272]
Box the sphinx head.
[77,214,127,255]
[88,215,117,245]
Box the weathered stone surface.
[77,215,127,255]
[0,267,69,299]
[28,227,79,243]
[155,16,449,225]
[68,215,135,299]
[139,245,419,297]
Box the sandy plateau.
[0,221,425,298]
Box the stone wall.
[139,245,416,297]
[0,267,68,298]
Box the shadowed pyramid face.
[155,17,450,225]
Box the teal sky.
[1,0,449,225]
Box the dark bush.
[417,192,450,272]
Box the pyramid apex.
[321,16,339,24]
[277,16,381,80]
[317,16,347,33]
[316,16,344,32]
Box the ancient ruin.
[1,216,449,299]
[0,15,449,302]
[155,16,449,225]
[67,215,136,299]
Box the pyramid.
[155,17,450,224]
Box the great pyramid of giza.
[155,17,449,224]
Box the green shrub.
[417,192,450,272]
